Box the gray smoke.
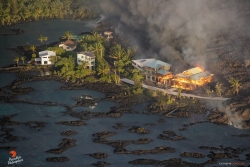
[206,100,245,129]
[98,0,242,70]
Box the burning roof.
[175,67,213,80]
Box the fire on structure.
[172,67,213,90]
[132,58,213,90]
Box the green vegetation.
[20,56,26,64]
[215,82,224,97]
[62,31,73,40]
[0,0,97,26]
[38,35,48,44]
[228,77,241,95]
[13,57,19,65]
[29,45,36,53]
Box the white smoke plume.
[97,0,243,71]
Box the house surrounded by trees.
[35,50,56,65]
[77,51,96,70]
[59,40,77,51]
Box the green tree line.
[0,0,97,26]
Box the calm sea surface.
[0,20,249,167]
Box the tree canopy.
[0,0,97,26]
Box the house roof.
[77,51,95,58]
[183,67,203,76]
[144,60,171,69]
[60,40,77,48]
[176,67,212,80]
[190,71,211,80]
[132,58,156,67]
[38,50,56,57]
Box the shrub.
[85,76,95,83]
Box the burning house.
[172,67,213,90]
[132,58,173,84]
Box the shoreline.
[0,66,249,166]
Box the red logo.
[9,150,16,158]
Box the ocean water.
[0,20,250,167]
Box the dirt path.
[121,78,230,101]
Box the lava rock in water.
[91,161,111,167]
[46,138,76,154]
[128,126,150,134]
[60,130,77,136]
[112,123,128,129]
[180,152,205,158]
[157,134,171,140]
[163,130,177,136]
[92,131,117,138]
[46,157,69,162]
[171,135,186,141]
[131,138,153,144]
[56,120,87,126]
[24,121,47,131]
[158,119,165,123]
[87,152,108,159]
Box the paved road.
[121,78,230,101]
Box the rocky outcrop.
[56,120,87,126]
[24,121,47,131]
[87,152,108,159]
[131,138,153,144]
[180,152,205,158]
[128,126,150,134]
[46,138,76,154]
[91,161,110,167]
[114,146,175,155]
[60,131,77,136]
[92,131,117,139]
[46,157,69,162]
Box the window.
[44,61,48,64]
[81,56,84,59]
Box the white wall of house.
[77,53,95,70]
[38,50,56,65]
[59,44,76,51]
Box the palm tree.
[20,56,26,64]
[177,88,182,99]
[228,77,241,95]
[109,44,126,60]
[78,60,89,69]
[13,57,19,65]
[215,82,224,97]
[38,35,44,43]
[29,45,36,53]
[205,86,212,97]
[43,36,48,42]
[62,31,73,40]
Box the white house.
[59,40,77,51]
[132,58,172,83]
[77,51,95,70]
[35,50,56,65]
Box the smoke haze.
[98,0,244,70]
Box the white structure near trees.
[35,50,56,65]
[59,40,77,51]
[77,51,95,70]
